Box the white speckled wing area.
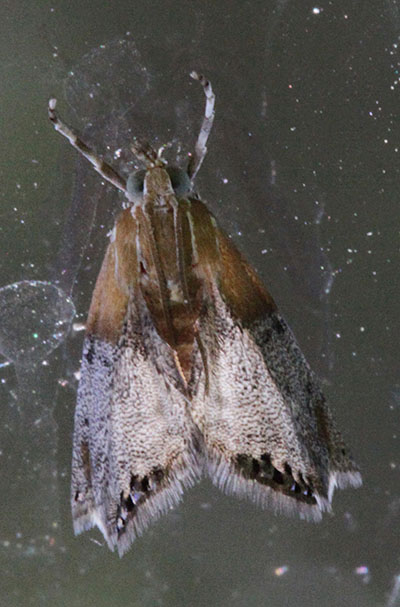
[71,294,203,557]
[190,277,361,520]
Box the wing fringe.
[73,447,203,557]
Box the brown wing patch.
[86,208,137,343]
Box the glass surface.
[1,1,399,605]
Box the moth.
[48,72,361,556]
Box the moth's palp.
[130,139,162,167]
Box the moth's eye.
[126,170,146,201]
[166,167,191,197]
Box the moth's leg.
[48,99,127,193]
[187,72,215,182]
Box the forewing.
[72,213,202,556]
[190,227,361,520]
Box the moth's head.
[126,166,192,203]
[126,139,192,203]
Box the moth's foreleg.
[48,99,127,193]
[187,72,215,182]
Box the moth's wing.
[71,210,202,556]
[190,224,361,520]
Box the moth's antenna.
[48,98,127,193]
[187,72,215,182]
